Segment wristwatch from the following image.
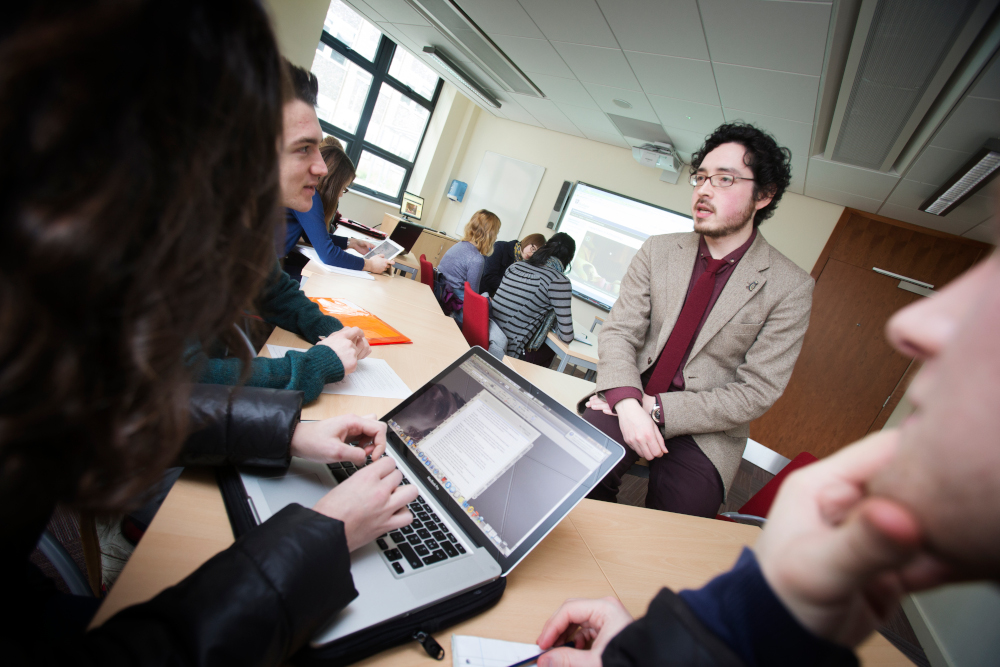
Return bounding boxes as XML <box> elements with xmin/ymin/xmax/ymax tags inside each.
<box><xmin>650</xmin><ymin>397</ymin><xmax>662</xmax><ymax>423</ymax></box>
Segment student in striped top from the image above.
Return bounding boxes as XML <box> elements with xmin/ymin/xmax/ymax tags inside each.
<box><xmin>492</xmin><ymin>233</ymin><xmax>576</xmax><ymax>367</ymax></box>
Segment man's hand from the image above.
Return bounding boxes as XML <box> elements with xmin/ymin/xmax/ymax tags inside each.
<box><xmin>317</xmin><ymin>326</ymin><xmax>370</xmax><ymax>374</ymax></box>
<box><xmin>755</xmin><ymin>430</ymin><xmax>952</xmax><ymax>646</ymax></box>
<box><xmin>290</xmin><ymin>413</ymin><xmax>387</xmax><ymax>465</ymax></box>
<box><xmin>346</xmin><ymin>237</ymin><xmax>375</xmax><ymax>254</ymax></box>
<box><xmin>535</xmin><ymin>597</ymin><xmax>634</xmax><ymax>667</ymax></box>
<box><xmin>312</xmin><ymin>456</ymin><xmax>419</xmax><ymax>551</ymax></box>
<box><xmin>363</xmin><ymin>254</ymin><xmax>395</xmax><ymax>274</ymax></box>
<box><xmin>614</xmin><ymin>398</ymin><xmax>667</xmax><ymax>460</ymax></box>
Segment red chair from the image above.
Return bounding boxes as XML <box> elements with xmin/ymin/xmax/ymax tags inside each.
<box><xmin>717</xmin><ymin>451</ymin><xmax>818</xmax><ymax>525</ymax></box>
<box><xmin>462</xmin><ymin>282</ymin><xmax>490</xmax><ymax>350</ymax></box>
<box><xmin>419</xmin><ymin>253</ymin><xmax>434</xmax><ymax>289</ymax></box>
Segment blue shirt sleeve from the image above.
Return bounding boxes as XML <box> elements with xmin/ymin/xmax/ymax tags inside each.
<box><xmin>286</xmin><ymin>193</ymin><xmax>364</xmax><ymax>271</ymax></box>
<box><xmin>678</xmin><ymin>548</ymin><xmax>857</xmax><ymax>667</ymax></box>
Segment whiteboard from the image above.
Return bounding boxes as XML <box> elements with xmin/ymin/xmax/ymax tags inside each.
<box><xmin>458</xmin><ymin>151</ymin><xmax>545</xmax><ymax>243</ymax></box>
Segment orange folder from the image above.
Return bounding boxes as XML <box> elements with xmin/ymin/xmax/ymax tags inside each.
<box><xmin>308</xmin><ymin>297</ymin><xmax>412</xmax><ymax>346</ymax></box>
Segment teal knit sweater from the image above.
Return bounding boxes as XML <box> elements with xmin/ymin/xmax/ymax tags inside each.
<box><xmin>198</xmin><ymin>263</ymin><xmax>345</xmax><ymax>402</ymax></box>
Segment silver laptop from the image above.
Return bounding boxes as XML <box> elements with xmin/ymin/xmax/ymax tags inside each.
<box><xmin>237</xmin><ymin>348</ymin><xmax>625</xmax><ymax>646</ymax></box>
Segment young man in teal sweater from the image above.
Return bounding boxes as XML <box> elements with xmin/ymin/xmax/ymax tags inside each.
<box><xmin>197</xmin><ymin>63</ymin><xmax>368</xmax><ymax>401</ymax></box>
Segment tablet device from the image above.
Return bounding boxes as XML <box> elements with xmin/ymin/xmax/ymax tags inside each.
<box><xmin>363</xmin><ymin>238</ymin><xmax>404</xmax><ymax>261</ymax></box>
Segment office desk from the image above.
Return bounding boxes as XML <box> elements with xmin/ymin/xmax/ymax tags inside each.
<box><xmin>91</xmin><ymin>288</ymin><xmax>907</xmax><ymax>665</ymax></box>
<box><xmin>389</xmin><ymin>252</ymin><xmax>418</xmax><ymax>280</ymax></box>
<box><xmin>546</xmin><ymin>331</ymin><xmax>599</xmax><ymax>376</ymax></box>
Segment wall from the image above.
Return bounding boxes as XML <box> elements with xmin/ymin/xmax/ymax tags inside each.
<box><xmin>427</xmin><ymin>110</ymin><xmax>845</xmax><ymax>324</ymax></box>
<box><xmin>262</xmin><ymin>0</ymin><xmax>330</xmax><ymax>69</ymax></box>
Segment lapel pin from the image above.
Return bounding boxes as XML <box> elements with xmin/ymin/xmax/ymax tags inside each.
<box><xmin>747</xmin><ymin>280</ymin><xmax>759</xmax><ymax>292</ymax></box>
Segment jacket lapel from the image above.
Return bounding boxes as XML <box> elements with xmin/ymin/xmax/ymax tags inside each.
<box><xmin>652</xmin><ymin>233</ymin><xmax>700</xmax><ymax>358</ymax></box>
<box><xmin>688</xmin><ymin>233</ymin><xmax>771</xmax><ymax>360</ymax></box>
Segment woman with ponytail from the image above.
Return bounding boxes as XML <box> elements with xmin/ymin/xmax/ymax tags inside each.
<box><xmin>491</xmin><ymin>233</ymin><xmax>576</xmax><ymax>367</ymax></box>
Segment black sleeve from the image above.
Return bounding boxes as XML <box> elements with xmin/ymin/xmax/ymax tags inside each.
<box><xmin>602</xmin><ymin>588</ymin><xmax>746</xmax><ymax>667</ymax></box>
<box><xmin>79</xmin><ymin>504</ymin><xmax>357</xmax><ymax>666</ymax></box>
<box><xmin>481</xmin><ymin>241</ymin><xmax>514</xmax><ymax>297</ymax></box>
<box><xmin>181</xmin><ymin>384</ymin><xmax>302</xmax><ymax>468</ymax></box>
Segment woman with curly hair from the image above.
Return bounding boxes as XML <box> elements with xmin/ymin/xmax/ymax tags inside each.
<box><xmin>436</xmin><ymin>209</ymin><xmax>501</xmax><ymax>322</ymax></box>
<box><xmin>0</xmin><ymin>2</ymin><xmax>415</xmax><ymax>663</ymax></box>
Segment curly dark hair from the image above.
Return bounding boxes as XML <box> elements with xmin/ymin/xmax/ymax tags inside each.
<box><xmin>0</xmin><ymin>0</ymin><xmax>285</xmax><ymax>512</ymax></box>
<box><xmin>285</xmin><ymin>59</ymin><xmax>319</xmax><ymax>106</ymax></box>
<box><xmin>690</xmin><ymin>122</ymin><xmax>792</xmax><ymax>227</ymax></box>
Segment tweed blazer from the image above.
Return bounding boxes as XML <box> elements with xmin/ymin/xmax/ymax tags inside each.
<box><xmin>594</xmin><ymin>231</ymin><xmax>813</xmax><ymax>495</ymax></box>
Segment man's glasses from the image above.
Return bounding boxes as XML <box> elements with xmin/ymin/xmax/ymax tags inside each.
<box><xmin>689</xmin><ymin>173</ymin><xmax>755</xmax><ymax>188</ymax></box>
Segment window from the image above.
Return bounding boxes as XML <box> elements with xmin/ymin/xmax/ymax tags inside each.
<box><xmin>313</xmin><ymin>0</ymin><xmax>442</xmax><ymax>203</ymax></box>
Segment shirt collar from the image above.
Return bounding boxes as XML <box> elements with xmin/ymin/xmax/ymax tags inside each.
<box><xmin>698</xmin><ymin>227</ymin><xmax>757</xmax><ymax>266</ymax></box>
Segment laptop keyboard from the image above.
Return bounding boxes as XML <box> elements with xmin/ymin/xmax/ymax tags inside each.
<box><xmin>327</xmin><ymin>457</ymin><xmax>469</xmax><ymax>577</ymax></box>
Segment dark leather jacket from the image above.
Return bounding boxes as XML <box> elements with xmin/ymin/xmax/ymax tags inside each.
<box><xmin>5</xmin><ymin>384</ymin><xmax>358</xmax><ymax>665</ymax></box>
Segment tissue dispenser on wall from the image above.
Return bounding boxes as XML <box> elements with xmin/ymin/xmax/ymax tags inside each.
<box><xmin>447</xmin><ymin>180</ymin><xmax>467</xmax><ymax>202</ymax></box>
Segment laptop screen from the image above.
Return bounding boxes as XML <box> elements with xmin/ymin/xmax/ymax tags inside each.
<box><xmin>384</xmin><ymin>350</ymin><xmax>623</xmax><ymax>572</ymax></box>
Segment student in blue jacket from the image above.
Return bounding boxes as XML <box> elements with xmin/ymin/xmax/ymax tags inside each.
<box><xmin>283</xmin><ymin>136</ymin><xmax>393</xmax><ymax>275</ymax></box>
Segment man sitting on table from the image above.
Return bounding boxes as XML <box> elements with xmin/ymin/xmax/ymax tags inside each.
<box><xmin>194</xmin><ymin>62</ymin><xmax>375</xmax><ymax>403</ymax></box>
<box><xmin>584</xmin><ymin>123</ymin><xmax>813</xmax><ymax>518</ymax></box>
<box><xmin>536</xmin><ymin>209</ymin><xmax>1000</xmax><ymax>665</ymax></box>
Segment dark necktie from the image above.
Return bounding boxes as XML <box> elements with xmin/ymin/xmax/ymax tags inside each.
<box><xmin>644</xmin><ymin>257</ymin><xmax>729</xmax><ymax>395</ymax></box>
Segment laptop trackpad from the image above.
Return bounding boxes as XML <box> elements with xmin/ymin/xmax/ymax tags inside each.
<box><xmin>259</xmin><ymin>473</ymin><xmax>328</xmax><ymax>514</ymax></box>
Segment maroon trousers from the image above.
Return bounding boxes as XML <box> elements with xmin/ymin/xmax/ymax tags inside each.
<box><xmin>584</xmin><ymin>408</ymin><xmax>724</xmax><ymax>518</ymax></box>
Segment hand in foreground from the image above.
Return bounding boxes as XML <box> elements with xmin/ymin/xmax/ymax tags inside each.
<box><xmin>535</xmin><ymin>597</ymin><xmax>634</xmax><ymax>667</ymax></box>
<box><xmin>614</xmin><ymin>398</ymin><xmax>667</xmax><ymax>460</ymax></box>
<box><xmin>318</xmin><ymin>326</ymin><xmax>370</xmax><ymax>374</ymax></box>
<box><xmin>313</xmin><ymin>456</ymin><xmax>419</xmax><ymax>551</ymax></box>
<box><xmin>364</xmin><ymin>254</ymin><xmax>395</xmax><ymax>274</ymax></box>
<box><xmin>755</xmin><ymin>430</ymin><xmax>952</xmax><ymax>646</ymax></box>
<box><xmin>347</xmin><ymin>237</ymin><xmax>375</xmax><ymax>254</ymax></box>
<box><xmin>290</xmin><ymin>413</ymin><xmax>387</xmax><ymax>465</ymax></box>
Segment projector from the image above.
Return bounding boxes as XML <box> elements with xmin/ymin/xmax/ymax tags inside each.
<box><xmin>632</xmin><ymin>142</ymin><xmax>680</xmax><ymax>173</ymax></box>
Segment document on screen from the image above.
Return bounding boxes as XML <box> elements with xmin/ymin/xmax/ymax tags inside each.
<box><xmin>419</xmin><ymin>390</ymin><xmax>539</xmax><ymax>500</ymax></box>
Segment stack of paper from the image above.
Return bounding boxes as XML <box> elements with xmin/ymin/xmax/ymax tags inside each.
<box><xmin>265</xmin><ymin>345</ymin><xmax>410</xmax><ymax>399</ymax></box>
<box><xmin>299</xmin><ymin>246</ymin><xmax>374</xmax><ymax>281</ymax></box>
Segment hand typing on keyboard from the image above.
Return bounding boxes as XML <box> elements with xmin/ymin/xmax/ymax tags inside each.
<box><xmin>312</xmin><ymin>456</ymin><xmax>419</xmax><ymax>551</ymax></box>
<box><xmin>290</xmin><ymin>413</ymin><xmax>387</xmax><ymax>465</ymax></box>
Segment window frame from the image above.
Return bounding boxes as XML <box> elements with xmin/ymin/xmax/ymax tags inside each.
<box><xmin>317</xmin><ymin>29</ymin><xmax>442</xmax><ymax>204</ymax></box>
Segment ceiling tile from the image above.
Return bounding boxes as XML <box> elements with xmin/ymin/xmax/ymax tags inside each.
<box><xmin>595</xmin><ymin>0</ymin><xmax>709</xmax><ymax>60</ymax></box>
<box><xmin>804</xmin><ymin>184</ymin><xmax>882</xmax><ymax>214</ymax></box>
<box><xmin>963</xmin><ymin>217</ymin><xmax>996</xmax><ymax>244</ymax></box>
<box><xmin>488</xmin><ymin>34</ymin><xmax>575</xmax><ymax>78</ymax></box>
<box><xmin>518</xmin><ymin>0</ymin><xmax>618</xmax><ymax>47</ymax></box>
<box><xmin>699</xmin><ymin>0</ymin><xmax>831</xmax><ymax>76</ymax></box>
<box><xmin>560</xmin><ymin>103</ymin><xmax>619</xmax><ymax>134</ymax></box>
<box><xmin>552</xmin><ymin>42</ymin><xmax>642</xmax><ymax>90</ymax></box>
<box><xmin>455</xmin><ymin>0</ymin><xmax>543</xmax><ymax>38</ymax></box>
<box><xmin>582</xmin><ymin>82</ymin><xmax>659</xmax><ymax>122</ymax></box>
<box><xmin>495</xmin><ymin>98</ymin><xmax>544</xmax><ymax>127</ymax></box>
<box><xmin>514</xmin><ymin>96</ymin><xmax>585</xmax><ymax>136</ymax></box>
<box><xmin>930</xmin><ymin>96</ymin><xmax>1000</xmax><ymax>154</ymax></box>
<box><xmin>345</xmin><ymin>0</ymin><xmax>387</xmax><ymax>23</ymax></box>
<box><xmin>529</xmin><ymin>73</ymin><xmax>600</xmax><ymax>108</ymax></box>
<box><xmin>624</xmin><ymin>51</ymin><xmax>720</xmax><ymax>105</ymax></box>
<box><xmin>887</xmin><ymin>179</ymin><xmax>936</xmax><ymax>208</ymax></box>
<box><xmin>714</xmin><ymin>64</ymin><xmax>818</xmax><ymax>123</ymax></box>
<box><xmin>904</xmin><ymin>146</ymin><xmax>975</xmax><ymax>187</ymax></box>
<box><xmin>648</xmin><ymin>95</ymin><xmax>724</xmax><ymax>134</ymax></box>
<box><xmin>361</xmin><ymin>0</ymin><xmax>428</xmax><ymax>25</ymax></box>
<box><xmin>876</xmin><ymin>203</ymin><xmax>984</xmax><ymax>237</ymax></box>
<box><xmin>970</xmin><ymin>56</ymin><xmax>1000</xmax><ymax>101</ymax></box>
<box><xmin>581</xmin><ymin>129</ymin><xmax>630</xmax><ymax>148</ymax></box>
<box><xmin>807</xmin><ymin>156</ymin><xmax>898</xmax><ymax>201</ymax></box>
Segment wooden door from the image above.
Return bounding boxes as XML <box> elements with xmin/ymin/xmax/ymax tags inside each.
<box><xmin>750</xmin><ymin>209</ymin><xmax>990</xmax><ymax>460</ymax></box>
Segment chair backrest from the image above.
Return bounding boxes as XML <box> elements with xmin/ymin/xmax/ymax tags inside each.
<box><xmin>419</xmin><ymin>253</ymin><xmax>434</xmax><ymax>288</ymax></box>
<box><xmin>462</xmin><ymin>282</ymin><xmax>490</xmax><ymax>349</ymax></box>
<box><xmin>738</xmin><ymin>451</ymin><xmax>818</xmax><ymax>519</ymax></box>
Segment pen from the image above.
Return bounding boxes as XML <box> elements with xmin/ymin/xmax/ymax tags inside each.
<box><xmin>503</xmin><ymin>642</ymin><xmax>574</xmax><ymax>667</ymax></box>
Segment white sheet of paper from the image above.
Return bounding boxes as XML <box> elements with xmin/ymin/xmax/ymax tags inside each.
<box><xmin>321</xmin><ymin>357</ymin><xmax>410</xmax><ymax>399</ymax></box>
<box><xmin>299</xmin><ymin>246</ymin><xmax>374</xmax><ymax>280</ymax></box>
<box><xmin>451</xmin><ymin>635</ymin><xmax>541</xmax><ymax>667</ymax></box>
<box><xmin>265</xmin><ymin>346</ymin><xmax>410</xmax><ymax>399</ymax></box>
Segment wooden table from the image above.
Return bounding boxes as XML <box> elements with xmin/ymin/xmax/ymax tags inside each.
<box><xmin>546</xmin><ymin>331</ymin><xmax>599</xmax><ymax>376</ymax></box>
<box><xmin>91</xmin><ymin>282</ymin><xmax>907</xmax><ymax>666</ymax></box>
<box><xmin>389</xmin><ymin>252</ymin><xmax>419</xmax><ymax>280</ymax></box>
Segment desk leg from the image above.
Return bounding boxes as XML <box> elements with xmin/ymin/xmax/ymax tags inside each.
<box><xmin>556</xmin><ymin>353</ymin><xmax>569</xmax><ymax>373</ymax></box>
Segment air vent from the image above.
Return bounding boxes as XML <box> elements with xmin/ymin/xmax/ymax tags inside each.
<box><xmin>825</xmin><ymin>0</ymin><xmax>989</xmax><ymax>171</ymax></box>
<box><xmin>404</xmin><ymin>0</ymin><xmax>544</xmax><ymax>98</ymax></box>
